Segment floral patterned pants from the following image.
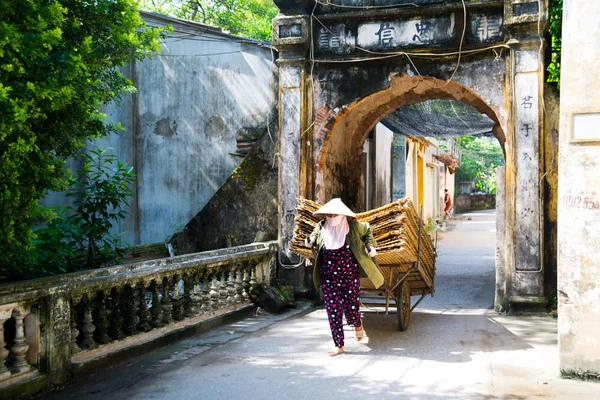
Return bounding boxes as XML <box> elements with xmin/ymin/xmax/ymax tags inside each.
<box><xmin>320</xmin><ymin>243</ymin><xmax>362</xmax><ymax>348</ymax></box>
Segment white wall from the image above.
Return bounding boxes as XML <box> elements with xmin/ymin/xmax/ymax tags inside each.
<box><xmin>557</xmin><ymin>0</ymin><xmax>600</xmax><ymax>374</ymax></box>
<box><xmin>405</xmin><ymin>138</ymin><xmax>416</xmax><ymax>202</ymax></box>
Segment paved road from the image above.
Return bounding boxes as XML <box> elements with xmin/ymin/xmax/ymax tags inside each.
<box><xmin>41</xmin><ymin>210</ymin><xmax>600</xmax><ymax>399</ymax></box>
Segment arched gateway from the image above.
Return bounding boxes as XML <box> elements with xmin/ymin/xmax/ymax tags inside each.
<box><xmin>273</xmin><ymin>0</ymin><xmax>550</xmax><ymax>310</ymax></box>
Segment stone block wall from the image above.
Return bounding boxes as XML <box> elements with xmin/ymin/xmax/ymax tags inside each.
<box><xmin>557</xmin><ymin>0</ymin><xmax>600</xmax><ymax>375</ymax></box>
<box><xmin>454</xmin><ymin>194</ymin><xmax>496</xmax><ymax>214</ymax></box>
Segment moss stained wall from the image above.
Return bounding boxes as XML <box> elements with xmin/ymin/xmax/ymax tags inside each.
<box><xmin>543</xmin><ymin>83</ymin><xmax>559</xmax><ymax>299</ymax></box>
<box><xmin>169</xmin><ymin>130</ymin><xmax>279</xmax><ymax>254</ymax></box>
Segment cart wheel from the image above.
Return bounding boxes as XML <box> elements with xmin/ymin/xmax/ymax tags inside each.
<box><xmin>396</xmin><ymin>280</ymin><xmax>410</xmax><ymax>331</ymax></box>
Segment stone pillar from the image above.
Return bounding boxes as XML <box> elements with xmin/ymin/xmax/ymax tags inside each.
<box><xmin>0</xmin><ymin>308</ymin><xmax>12</xmax><ymax>380</ymax></box>
<box><xmin>273</xmin><ymin>13</ymin><xmax>312</xmax><ymax>291</ymax></box>
<box><xmin>494</xmin><ymin>166</ymin><xmax>507</xmax><ymax>312</ymax></box>
<box><xmin>504</xmin><ymin>0</ymin><xmax>548</xmax><ymax>305</ymax></box>
<box><xmin>10</xmin><ymin>308</ymin><xmax>31</xmax><ymax>374</ymax></box>
<box><xmin>557</xmin><ymin>0</ymin><xmax>600</xmax><ymax>375</ymax></box>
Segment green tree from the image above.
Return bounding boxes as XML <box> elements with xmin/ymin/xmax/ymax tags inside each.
<box><xmin>3</xmin><ymin>148</ymin><xmax>136</xmax><ymax>282</ymax></box>
<box><xmin>140</xmin><ymin>0</ymin><xmax>278</xmax><ymax>41</ymax></box>
<box><xmin>455</xmin><ymin>137</ymin><xmax>504</xmax><ymax>194</ymax></box>
<box><xmin>547</xmin><ymin>0</ymin><xmax>562</xmax><ymax>87</ymax></box>
<box><xmin>0</xmin><ymin>1</ymin><xmax>162</xmax><ymax>268</ymax></box>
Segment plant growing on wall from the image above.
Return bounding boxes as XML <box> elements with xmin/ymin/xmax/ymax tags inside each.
<box><xmin>2</xmin><ymin>148</ymin><xmax>135</xmax><ymax>282</ymax></box>
<box><xmin>0</xmin><ymin>0</ymin><xmax>162</xmax><ymax>269</ymax></box>
<box><xmin>67</xmin><ymin>148</ymin><xmax>135</xmax><ymax>269</ymax></box>
<box><xmin>547</xmin><ymin>0</ymin><xmax>562</xmax><ymax>87</ymax></box>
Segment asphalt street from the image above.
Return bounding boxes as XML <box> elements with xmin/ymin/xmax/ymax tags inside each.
<box><xmin>40</xmin><ymin>210</ymin><xmax>600</xmax><ymax>400</ymax></box>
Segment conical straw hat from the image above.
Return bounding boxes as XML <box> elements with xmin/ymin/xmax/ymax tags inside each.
<box><xmin>312</xmin><ymin>198</ymin><xmax>357</xmax><ymax>219</ymax></box>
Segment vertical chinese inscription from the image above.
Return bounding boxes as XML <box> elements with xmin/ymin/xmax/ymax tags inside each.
<box><xmin>515</xmin><ymin>71</ymin><xmax>540</xmax><ymax>272</ymax></box>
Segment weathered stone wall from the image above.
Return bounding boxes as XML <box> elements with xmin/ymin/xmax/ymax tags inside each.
<box><xmin>557</xmin><ymin>0</ymin><xmax>600</xmax><ymax>376</ymax></box>
<box><xmin>454</xmin><ymin>193</ymin><xmax>496</xmax><ymax>213</ymax></box>
<box><xmin>45</xmin><ymin>11</ymin><xmax>276</xmax><ymax>247</ymax></box>
<box><xmin>169</xmin><ymin>130</ymin><xmax>279</xmax><ymax>254</ymax></box>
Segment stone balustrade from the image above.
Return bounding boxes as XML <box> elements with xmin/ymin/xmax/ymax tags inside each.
<box><xmin>0</xmin><ymin>242</ymin><xmax>276</xmax><ymax>398</ymax></box>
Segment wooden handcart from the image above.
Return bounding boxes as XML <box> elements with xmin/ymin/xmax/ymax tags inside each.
<box><xmin>360</xmin><ymin>207</ymin><xmax>436</xmax><ymax>331</ymax></box>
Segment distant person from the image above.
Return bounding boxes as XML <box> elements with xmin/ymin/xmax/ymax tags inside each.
<box><xmin>305</xmin><ymin>198</ymin><xmax>383</xmax><ymax>357</ymax></box>
<box><xmin>444</xmin><ymin>189</ymin><xmax>453</xmax><ymax>219</ymax></box>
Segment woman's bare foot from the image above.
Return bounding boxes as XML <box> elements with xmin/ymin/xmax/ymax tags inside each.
<box><xmin>355</xmin><ymin>326</ymin><xmax>365</xmax><ymax>342</ymax></box>
<box><xmin>328</xmin><ymin>347</ymin><xmax>344</xmax><ymax>356</ymax></box>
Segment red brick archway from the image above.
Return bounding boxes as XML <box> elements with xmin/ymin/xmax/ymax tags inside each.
<box><xmin>312</xmin><ymin>73</ymin><xmax>507</xmax><ymax>208</ymax></box>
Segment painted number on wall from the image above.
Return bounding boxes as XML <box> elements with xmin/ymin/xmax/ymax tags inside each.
<box><xmin>562</xmin><ymin>194</ymin><xmax>600</xmax><ymax>210</ymax></box>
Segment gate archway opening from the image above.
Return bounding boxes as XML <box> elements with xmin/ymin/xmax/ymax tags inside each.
<box><xmin>315</xmin><ymin>73</ymin><xmax>506</xmax><ymax>211</ymax></box>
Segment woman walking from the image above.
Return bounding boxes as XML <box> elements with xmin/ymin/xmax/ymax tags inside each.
<box><xmin>306</xmin><ymin>198</ymin><xmax>384</xmax><ymax>356</ymax></box>
<box><xmin>444</xmin><ymin>189</ymin><xmax>453</xmax><ymax>219</ymax></box>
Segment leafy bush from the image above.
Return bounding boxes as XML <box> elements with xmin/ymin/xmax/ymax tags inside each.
<box><xmin>0</xmin><ymin>0</ymin><xmax>162</xmax><ymax>270</ymax></box>
<box><xmin>1</xmin><ymin>148</ymin><xmax>135</xmax><ymax>282</ymax></box>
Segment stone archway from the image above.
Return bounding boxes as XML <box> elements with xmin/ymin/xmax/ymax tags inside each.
<box><xmin>273</xmin><ymin>0</ymin><xmax>551</xmax><ymax>310</ymax></box>
<box><xmin>314</xmin><ymin>73</ymin><xmax>507</xmax><ymax>208</ymax></box>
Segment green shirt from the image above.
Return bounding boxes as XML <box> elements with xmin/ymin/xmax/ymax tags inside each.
<box><xmin>309</xmin><ymin>218</ymin><xmax>384</xmax><ymax>289</ymax></box>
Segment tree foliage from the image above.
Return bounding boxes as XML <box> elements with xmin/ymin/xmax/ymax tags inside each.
<box><xmin>455</xmin><ymin>137</ymin><xmax>504</xmax><ymax>194</ymax></box>
<box><xmin>140</xmin><ymin>0</ymin><xmax>278</xmax><ymax>41</ymax></box>
<box><xmin>2</xmin><ymin>148</ymin><xmax>135</xmax><ymax>282</ymax></box>
<box><xmin>0</xmin><ymin>1</ymin><xmax>162</xmax><ymax>268</ymax></box>
<box><xmin>547</xmin><ymin>0</ymin><xmax>562</xmax><ymax>87</ymax></box>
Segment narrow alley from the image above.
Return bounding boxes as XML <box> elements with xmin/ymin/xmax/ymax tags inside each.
<box><xmin>39</xmin><ymin>211</ymin><xmax>600</xmax><ymax>400</ymax></box>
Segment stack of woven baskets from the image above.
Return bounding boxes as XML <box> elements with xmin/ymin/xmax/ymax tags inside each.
<box><xmin>290</xmin><ymin>197</ymin><xmax>436</xmax><ymax>287</ymax></box>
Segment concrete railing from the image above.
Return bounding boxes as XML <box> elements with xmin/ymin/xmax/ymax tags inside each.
<box><xmin>0</xmin><ymin>242</ymin><xmax>277</xmax><ymax>398</ymax></box>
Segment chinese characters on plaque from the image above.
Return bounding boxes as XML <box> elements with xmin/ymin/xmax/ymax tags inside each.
<box><xmin>470</xmin><ymin>14</ymin><xmax>503</xmax><ymax>43</ymax></box>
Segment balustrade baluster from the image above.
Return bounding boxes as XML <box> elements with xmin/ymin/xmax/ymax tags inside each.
<box><xmin>183</xmin><ymin>276</ymin><xmax>195</xmax><ymax>318</ymax></box>
<box><xmin>209</xmin><ymin>276</ymin><xmax>220</xmax><ymax>310</ymax></box>
<box><xmin>137</xmin><ymin>284</ymin><xmax>152</xmax><ymax>332</ymax></box>
<box><xmin>161</xmin><ymin>279</ymin><xmax>174</xmax><ymax>324</ymax></box>
<box><xmin>171</xmin><ymin>277</ymin><xmax>183</xmax><ymax>321</ymax></box>
<box><xmin>70</xmin><ymin>302</ymin><xmax>81</xmax><ymax>355</ymax></box>
<box><xmin>93</xmin><ymin>291</ymin><xmax>111</xmax><ymax>344</ymax></box>
<box><xmin>242</xmin><ymin>269</ymin><xmax>251</xmax><ymax>301</ymax></box>
<box><xmin>227</xmin><ymin>270</ymin><xmax>237</xmax><ymax>305</ymax></box>
<box><xmin>200</xmin><ymin>278</ymin><xmax>211</xmax><ymax>313</ymax></box>
<box><xmin>219</xmin><ymin>271</ymin><xmax>229</xmax><ymax>307</ymax></box>
<box><xmin>108</xmin><ymin>288</ymin><xmax>125</xmax><ymax>341</ymax></box>
<box><xmin>235</xmin><ymin>268</ymin><xmax>244</xmax><ymax>303</ymax></box>
<box><xmin>0</xmin><ymin>316</ymin><xmax>11</xmax><ymax>379</ymax></box>
<box><xmin>9</xmin><ymin>308</ymin><xmax>31</xmax><ymax>373</ymax></box>
<box><xmin>150</xmin><ymin>281</ymin><xmax>163</xmax><ymax>328</ymax></box>
<box><xmin>250</xmin><ymin>267</ymin><xmax>258</xmax><ymax>292</ymax></box>
<box><xmin>122</xmin><ymin>286</ymin><xmax>138</xmax><ymax>336</ymax></box>
<box><xmin>80</xmin><ymin>296</ymin><xmax>97</xmax><ymax>350</ymax></box>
